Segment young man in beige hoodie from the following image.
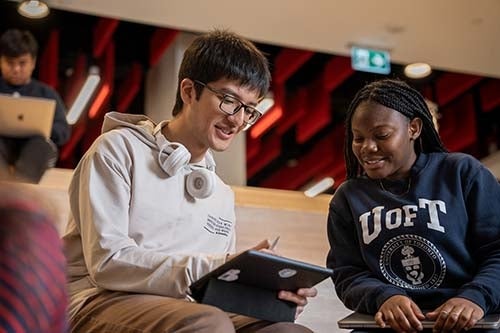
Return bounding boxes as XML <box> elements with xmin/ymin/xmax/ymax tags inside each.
<box><xmin>64</xmin><ymin>29</ymin><xmax>317</xmax><ymax>333</ymax></box>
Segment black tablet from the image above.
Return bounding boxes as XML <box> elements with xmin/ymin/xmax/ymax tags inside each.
<box><xmin>190</xmin><ymin>249</ymin><xmax>333</xmax><ymax>299</ymax></box>
<box><xmin>188</xmin><ymin>250</ymin><xmax>333</xmax><ymax>322</ymax></box>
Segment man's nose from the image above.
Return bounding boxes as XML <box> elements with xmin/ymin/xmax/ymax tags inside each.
<box><xmin>10</xmin><ymin>63</ymin><xmax>21</xmax><ymax>72</ymax></box>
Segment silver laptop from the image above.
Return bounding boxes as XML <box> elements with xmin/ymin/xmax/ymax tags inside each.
<box><xmin>338</xmin><ymin>311</ymin><xmax>500</xmax><ymax>330</ymax></box>
<box><xmin>0</xmin><ymin>93</ymin><xmax>56</xmax><ymax>139</ymax></box>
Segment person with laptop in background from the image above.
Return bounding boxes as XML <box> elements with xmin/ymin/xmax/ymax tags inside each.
<box><xmin>64</xmin><ymin>29</ymin><xmax>316</xmax><ymax>333</ymax></box>
<box><xmin>0</xmin><ymin>28</ymin><xmax>70</xmax><ymax>183</ymax></box>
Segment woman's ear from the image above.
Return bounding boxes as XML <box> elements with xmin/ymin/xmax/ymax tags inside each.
<box><xmin>409</xmin><ymin>117</ymin><xmax>423</xmax><ymax>140</ymax></box>
<box><xmin>179</xmin><ymin>78</ymin><xmax>196</xmax><ymax>105</ymax></box>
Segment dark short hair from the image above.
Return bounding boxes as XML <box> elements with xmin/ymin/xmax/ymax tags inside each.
<box><xmin>344</xmin><ymin>79</ymin><xmax>447</xmax><ymax>179</ymax></box>
<box><xmin>0</xmin><ymin>29</ymin><xmax>38</xmax><ymax>58</ymax></box>
<box><xmin>172</xmin><ymin>29</ymin><xmax>271</xmax><ymax>116</ymax></box>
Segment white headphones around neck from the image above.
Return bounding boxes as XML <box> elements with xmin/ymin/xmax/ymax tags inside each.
<box><xmin>153</xmin><ymin>123</ymin><xmax>215</xmax><ymax>199</ymax></box>
<box><xmin>185</xmin><ymin>167</ymin><xmax>215</xmax><ymax>199</ymax></box>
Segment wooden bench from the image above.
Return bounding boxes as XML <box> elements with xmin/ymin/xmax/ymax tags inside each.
<box><xmin>35</xmin><ymin>168</ymin><xmax>350</xmax><ymax>333</ymax></box>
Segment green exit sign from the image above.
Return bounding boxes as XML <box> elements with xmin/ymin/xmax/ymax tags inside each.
<box><xmin>351</xmin><ymin>46</ymin><xmax>391</xmax><ymax>74</ymax></box>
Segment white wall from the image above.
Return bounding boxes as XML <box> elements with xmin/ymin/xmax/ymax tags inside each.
<box><xmin>144</xmin><ymin>32</ymin><xmax>247</xmax><ymax>186</ymax></box>
<box><xmin>144</xmin><ymin>32</ymin><xmax>195</xmax><ymax>123</ymax></box>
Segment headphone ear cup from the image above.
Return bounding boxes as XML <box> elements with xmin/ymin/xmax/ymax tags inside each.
<box><xmin>162</xmin><ymin>145</ymin><xmax>190</xmax><ymax>176</ymax></box>
<box><xmin>186</xmin><ymin>169</ymin><xmax>215</xmax><ymax>199</ymax></box>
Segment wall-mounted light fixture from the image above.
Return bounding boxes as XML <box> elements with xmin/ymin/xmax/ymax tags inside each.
<box><xmin>17</xmin><ymin>0</ymin><xmax>50</xmax><ymax>19</ymax></box>
<box><xmin>243</xmin><ymin>92</ymin><xmax>275</xmax><ymax>131</ymax></box>
<box><xmin>66</xmin><ymin>66</ymin><xmax>101</xmax><ymax>125</ymax></box>
<box><xmin>256</xmin><ymin>92</ymin><xmax>274</xmax><ymax>115</ymax></box>
<box><xmin>304</xmin><ymin>177</ymin><xmax>334</xmax><ymax>197</ymax></box>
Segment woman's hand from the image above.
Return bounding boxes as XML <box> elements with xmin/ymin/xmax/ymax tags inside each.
<box><xmin>376</xmin><ymin>295</ymin><xmax>425</xmax><ymax>332</ymax></box>
<box><xmin>278</xmin><ymin>287</ymin><xmax>318</xmax><ymax>319</ymax></box>
<box><xmin>426</xmin><ymin>297</ymin><xmax>484</xmax><ymax>332</ymax></box>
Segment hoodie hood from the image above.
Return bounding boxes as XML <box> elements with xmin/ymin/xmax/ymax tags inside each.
<box><xmin>101</xmin><ymin>111</ymin><xmax>216</xmax><ymax>174</ymax></box>
<box><xmin>102</xmin><ymin>111</ymin><xmax>156</xmax><ymax>140</ymax></box>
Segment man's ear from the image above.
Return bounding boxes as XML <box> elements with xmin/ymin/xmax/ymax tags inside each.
<box><xmin>179</xmin><ymin>78</ymin><xmax>196</xmax><ymax>105</ymax></box>
<box><xmin>409</xmin><ymin>117</ymin><xmax>423</xmax><ymax>140</ymax></box>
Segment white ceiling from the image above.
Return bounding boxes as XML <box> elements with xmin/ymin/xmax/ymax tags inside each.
<box><xmin>46</xmin><ymin>0</ymin><xmax>500</xmax><ymax>78</ymax></box>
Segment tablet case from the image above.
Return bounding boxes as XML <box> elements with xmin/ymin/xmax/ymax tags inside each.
<box><xmin>189</xmin><ymin>250</ymin><xmax>333</xmax><ymax>322</ymax></box>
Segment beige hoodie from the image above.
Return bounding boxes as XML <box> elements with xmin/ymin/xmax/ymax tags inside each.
<box><xmin>63</xmin><ymin>112</ymin><xmax>236</xmax><ymax>320</ymax></box>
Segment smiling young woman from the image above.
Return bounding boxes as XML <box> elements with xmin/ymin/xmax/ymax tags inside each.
<box><xmin>327</xmin><ymin>78</ymin><xmax>500</xmax><ymax>333</ymax></box>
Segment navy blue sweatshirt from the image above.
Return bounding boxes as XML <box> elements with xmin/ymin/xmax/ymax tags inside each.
<box><xmin>327</xmin><ymin>152</ymin><xmax>500</xmax><ymax>315</ymax></box>
<box><xmin>0</xmin><ymin>77</ymin><xmax>71</xmax><ymax>146</ymax></box>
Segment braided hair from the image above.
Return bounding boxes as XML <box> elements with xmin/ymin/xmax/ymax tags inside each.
<box><xmin>344</xmin><ymin>79</ymin><xmax>447</xmax><ymax>179</ymax></box>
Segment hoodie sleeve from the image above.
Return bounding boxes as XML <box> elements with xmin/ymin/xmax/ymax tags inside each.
<box><xmin>326</xmin><ymin>187</ymin><xmax>406</xmax><ymax>314</ymax></box>
<box><xmin>454</xmin><ymin>160</ymin><xmax>500</xmax><ymax>313</ymax></box>
<box><xmin>69</xmin><ymin>134</ymin><xmax>229</xmax><ymax>298</ymax></box>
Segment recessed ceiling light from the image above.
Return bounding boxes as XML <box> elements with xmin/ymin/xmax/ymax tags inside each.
<box><xmin>404</xmin><ymin>62</ymin><xmax>432</xmax><ymax>79</ymax></box>
<box><xmin>18</xmin><ymin>0</ymin><xmax>50</xmax><ymax>19</ymax></box>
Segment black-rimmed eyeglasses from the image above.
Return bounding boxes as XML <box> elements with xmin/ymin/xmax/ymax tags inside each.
<box><xmin>194</xmin><ymin>80</ymin><xmax>262</xmax><ymax>125</ymax></box>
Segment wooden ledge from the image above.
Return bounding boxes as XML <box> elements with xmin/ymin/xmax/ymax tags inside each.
<box><xmin>39</xmin><ymin>168</ymin><xmax>74</xmax><ymax>190</ymax></box>
<box><xmin>38</xmin><ymin>169</ymin><xmax>332</xmax><ymax>213</ymax></box>
<box><xmin>232</xmin><ymin>185</ymin><xmax>331</xmax><ymax>213</ymax></box>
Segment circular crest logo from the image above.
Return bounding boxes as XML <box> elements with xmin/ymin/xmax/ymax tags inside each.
<box><xmin>379</xmin><ymin>234</ymin><xmax>445</xmax><ymax>289</ymax></box>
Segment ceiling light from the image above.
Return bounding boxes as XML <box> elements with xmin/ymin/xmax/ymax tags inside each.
<box><xmin>404</xmin><ymin>62</ymin><xmax>432</xmax><ymax>79</ymax></box>
<box><xmin>304</xmin><ymin>177</ymin><xmax>334</xmax><ymax>198</ymax></box>
<box><xmin>17</xmin><ymin>0</ymin><xmax>50</xmax><ymax>19</ymax></box>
